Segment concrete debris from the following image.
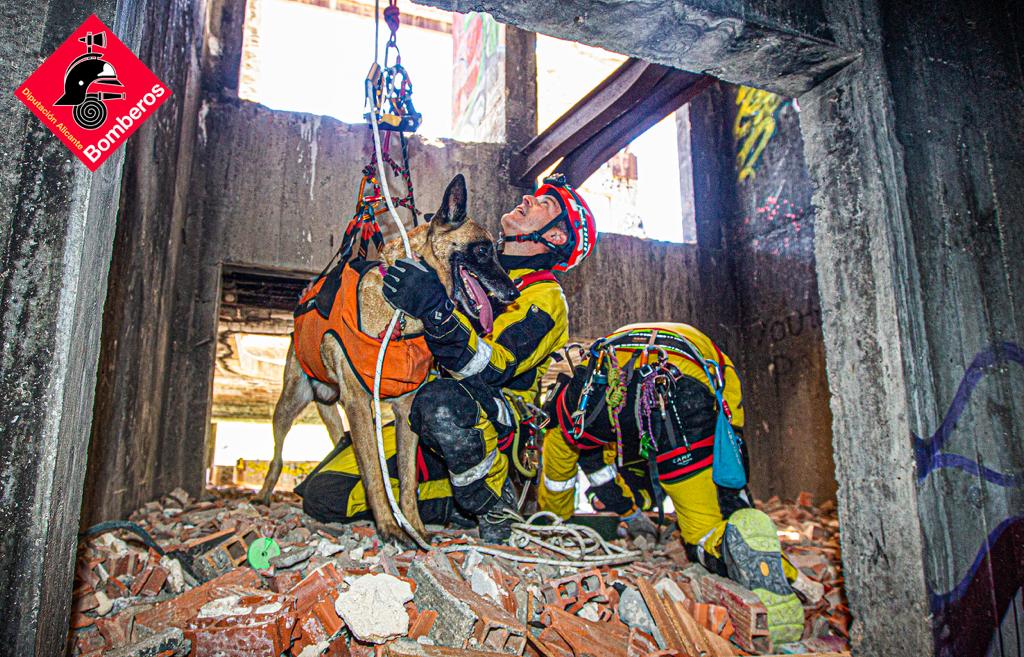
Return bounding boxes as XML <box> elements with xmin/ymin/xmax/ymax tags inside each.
<box><xmin>68</xmin><ymin>487</ymin><xmax>848</xmax><ymax>656</ymax></box>
<box><xmin>617</xmin><ymin>586</ymin><xmax>663</xmax><ymax>646</ymax></box>
<box><xmin>272</xmin><ymin>545</ymin><xmax>317</xmax><ymax>569</ymax></box>
<box><xmin>103</xmin><ymin>627</ymin><xmax>189</xmax><ymax>657</ymax></box>
<box><xmin>334</xmin><ymin>573</ymin><xmax>413</xmax><ymax>643</ymax></box>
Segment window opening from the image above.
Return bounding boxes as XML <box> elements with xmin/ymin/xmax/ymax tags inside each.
<box><xmin>536</xmin><ymin>35</ymin><xmax>696</xmax><ymax>243</ymax></box>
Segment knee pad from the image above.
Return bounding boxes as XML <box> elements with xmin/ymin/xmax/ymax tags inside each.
<box><xmin>411</xmin><ymin>379</ymin><xmax>488</xmax><ymax>475</ymax></box>
<box><xmin>411</xmin><ymin>379</ymin><xmax>477</xmax><ymax>434</ymax></box>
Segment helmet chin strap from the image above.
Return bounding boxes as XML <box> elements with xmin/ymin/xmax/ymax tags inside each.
<box><xmin>498</xmin><ymin>215</ymin><xmax>568</xmax><ymax>256</ymax></box>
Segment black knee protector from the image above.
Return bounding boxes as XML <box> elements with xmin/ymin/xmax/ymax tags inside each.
<box><xmin>411</xmin><ymin>379</ymin><xmax>487</xmax><ymax>471</ymax></box>
<box><xmin>300</xmin><ymin>472</ymin><xmax>365</xmax><ymax>524</ymax></box>
<box><xmin>411</xmin><ymin>379</ymin><xmax>478</xmax><ymax>434</ymax></box>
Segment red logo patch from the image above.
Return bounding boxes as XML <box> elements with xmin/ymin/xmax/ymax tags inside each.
<box><xmin>14</xmin><ymin>14</ymin><xmax>171</xmax><ymax>171</ymax></box>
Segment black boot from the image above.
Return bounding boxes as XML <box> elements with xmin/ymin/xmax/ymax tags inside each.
<box><xmin>478</xmin><ymin>478</ymin><xmax>520</xmax><ymax>544</ymax></box>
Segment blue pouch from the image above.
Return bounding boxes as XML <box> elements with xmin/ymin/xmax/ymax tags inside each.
<box><xmin>711</xmin><ymin>387</ymin><xmax>747</xmax><ymax>489</ymax></box>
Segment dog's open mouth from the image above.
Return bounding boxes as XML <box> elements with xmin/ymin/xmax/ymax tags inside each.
<box><xmin>457</xmin><ymin>266</ymin><xmax>495</xmax><ymax>334</ymax></box>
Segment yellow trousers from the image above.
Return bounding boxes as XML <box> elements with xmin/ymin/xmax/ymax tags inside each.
<box><xmin>537</xmin><ymin>426</ymin><xmax>635</xmax><ymax>518</ymax></box>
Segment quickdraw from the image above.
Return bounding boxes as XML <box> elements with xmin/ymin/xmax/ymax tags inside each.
<box><xmin>507</xmin><ymin>396</ymin><xmax>548</xmax><ymax>478</ymax></box>
<box><xmin>570</xmin><ymin>338</ymin><xmax>609</xmax><ymax>439</ymax></box>
<box><xmin>636</xmin><ymin>351</ymin><xmax>672</xmax><ymax>459</ymax></box>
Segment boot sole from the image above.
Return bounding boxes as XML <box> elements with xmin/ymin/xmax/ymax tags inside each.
<box><xmin>723</xmin><ymin>509</ymin><xmax>805</xmax><ymax>645</ymax></box>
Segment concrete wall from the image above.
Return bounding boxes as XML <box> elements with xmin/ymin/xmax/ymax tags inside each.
<box><xmin>560</xmin><ymin>234</ymin><xmax>731</xmax><ymax>344</ymax></box>
<box><xmin>720</xmin><ymin>84</ymin><xmax>836</xmax><ymax>502</ymax></box>
<box><xmin>687</xmin><ymin>80</ymin><xmax>833</xmax><ymax>504</ymax></box>
<box><xmin>0</xmin><ymin>0</ymin><xmax>196</xmax><ymax>654</ymax></box>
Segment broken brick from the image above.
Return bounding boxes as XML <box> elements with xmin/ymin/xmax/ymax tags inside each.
<box><xmin>95</xmin><ymin>611</ymin><xmax>134</xmax><ymax>649</ymax></box>
<box><xmin>408</xmin><ymin>609</ymin><xmax>437</xmax><ymax>640</ymax></box>
<box><xmin>269</xmin><ymin>570</ymin><xmax>304</xmax><ymax>593</ymax></box>
<box><xmin>70</xmin><ymin>612</ymin><xmax>95</xmax><ymax>629</ymax></box>
<box><xmin>133</xmin><ymin>568</ymin><xmax>260</xmax><ymax>634</ymax></box>
<box><xmin>75</xmin><ymin>627</ymin><xmax>106</xmax><ymax>654</ymax></box>
<box><xmin>685</xmin><ymin>569</ymin><xmax>771</xmax><ymax>654</ymax></box>
<box><xmin>185</xmin><ymin>591</ymin><xmax>296</xmax><ymax>657</ymax></box>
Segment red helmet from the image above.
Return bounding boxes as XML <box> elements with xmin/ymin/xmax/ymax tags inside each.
<box><xmin>535</xmin><ymin>174</ymin><xmax>597</xmax><ymax>272</ymax></box>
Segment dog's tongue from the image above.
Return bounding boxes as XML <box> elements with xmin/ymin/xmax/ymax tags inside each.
<box><xmin>463</xmin><ymin>272</ymin><xmax>494</xmax><ymax>334</ymax></box>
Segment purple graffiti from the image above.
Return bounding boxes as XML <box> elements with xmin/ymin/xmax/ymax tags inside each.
<box><xmin>930</xmin><ymin>515</ymin><xmax>1024</xmax><ymax>610</ymax></box>
<box><xmin>913</xmin><ymin>341</ymin><xmax>1024</xmax><ymax>485</ymax></box>
<box><xmin>930</xmin><ymin>516</ymin><xmax>1024</xmax><ymax>657</ymax></box>
<box><xmin>913</xmin><ymin>341</ymin><xmax>1024</xmax><ymax>657</ymax></box>
<box><xmin>926</xmin><ymin>452</ymin><xmax>1023</xmax><ymax>488</ymax></box>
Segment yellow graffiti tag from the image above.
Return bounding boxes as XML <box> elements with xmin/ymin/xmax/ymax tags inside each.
<box><xmin>734</xmin><ymin>86</ymin><xmax>784</xmax><ymax>182</ymax></box>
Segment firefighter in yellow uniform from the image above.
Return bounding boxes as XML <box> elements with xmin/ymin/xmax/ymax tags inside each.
<box><xmin>538</xmin><ymin>322</ymin><xmax>805</xmax><ymax>645</ymax></box>
<box><xmin>383</xmin><ymin>175</ymin><xmax>596</xmax><ymax>543</ymax></box>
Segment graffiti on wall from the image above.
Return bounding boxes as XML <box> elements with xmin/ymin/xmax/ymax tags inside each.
<box><xmin>751</xmin><ymin>303</ymin><xmax>821</xmax><ymax>348</ymax></box>
<box><xmin>734</xmin><ymin>86</ymin><xmax>785</xmax><ymax>182</ymax></box>
<box><xmin>912</xmin><ymin>342</ymin><xmax>1024</xmax><ymax>657</ymax></box>
<box><xmin>451</xmin><ymin>12</ymin><xmax>504</xmax><ymax>142</ymax></box>
<box><xmin>748</xmin><ymin>302</ymin><xmax>822</xmax><ymax>386</ymax></box>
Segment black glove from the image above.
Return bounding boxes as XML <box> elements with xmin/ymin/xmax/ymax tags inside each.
<box><xmin>619</xmin><ymin>508</ymin><xmax>660</xmax><ymax>542</ymax></box>
<box><xmin>382</xmin><ymin>257</ymin><xmax>453</xmax><ymax>323</ymax></box>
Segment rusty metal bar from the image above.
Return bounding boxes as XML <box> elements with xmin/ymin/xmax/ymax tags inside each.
<box><xmin>560</xmin><ymin>71</ymin><xmax>714</xmax><ymax>186</ymax></box>
<box><xmin>511</xmin><ymin>59</ymin><xmax>671</xmax><ymax>186</ymax></box>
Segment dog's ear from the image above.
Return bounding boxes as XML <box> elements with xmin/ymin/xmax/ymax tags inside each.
<box><xmin>432</xmin><ymin>174</ymin><xmax>468</xmax><ymax>230</ymax></box>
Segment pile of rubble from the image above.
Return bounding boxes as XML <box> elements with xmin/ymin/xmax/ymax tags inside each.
<box><xmin>68</xmin><ymin>487</ymin><xmax>850</xmax><ymax>657</ymax></box>
<box><xmin>759</xmin><ymin>493</ymin><xmax>849</xmax><ymax>645</ymax></box>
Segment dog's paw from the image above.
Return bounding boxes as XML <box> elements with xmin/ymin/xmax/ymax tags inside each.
<box><xmin>377</xmin><ymin>522</ymin><xmax>418</xmax><ymax>548</ymax></box>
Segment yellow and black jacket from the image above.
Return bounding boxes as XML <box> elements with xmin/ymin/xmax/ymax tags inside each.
<box><xmin>424</xmin><ymin>254</ymin><xmax>569</xmax><ymax>405</ymax></box>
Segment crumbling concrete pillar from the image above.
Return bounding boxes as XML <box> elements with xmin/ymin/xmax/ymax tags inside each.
<box><xmin>0</xmin><ymin>1</ymin><xmax>126</xmax><ymax>655</ymax></box>
<box><xmin>81</xmin><ymin>0</ymin><xmax>208</xmax><ymax>524</ymax></box>
<box><xmin>503</xmin><ymin>24</ymin><xmax>536</xmax><ymax>190</ymax></box>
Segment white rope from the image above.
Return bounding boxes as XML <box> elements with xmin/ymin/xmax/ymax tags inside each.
<box><xmin>442</xmin><ymin>511</ymin><xmax>641</xmax><ymax>567</ymax></box>
<box><xmin>369</xmin><ymin>70</ymin><xmax>429</xmax><ymax>549</ymax></box>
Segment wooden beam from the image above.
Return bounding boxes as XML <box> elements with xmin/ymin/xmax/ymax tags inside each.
<box><xmin>561</xmin><ymin>71</ymin><xmax>713</xmax><ymax>186</ymax></box>
<box><xmin>511</xmin><ymin>58</ymin><xmax>672</xmax><ymax>185</ymax></box>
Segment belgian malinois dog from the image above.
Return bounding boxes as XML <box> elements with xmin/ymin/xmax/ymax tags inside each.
<box><xmin>260</xmin><ymin>175</ymin><xmax>519</xmax><ymax>543</ymax></box>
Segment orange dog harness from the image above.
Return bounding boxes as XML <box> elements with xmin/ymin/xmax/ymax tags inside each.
<box><xmin>293</xmin><ymin>259</ymin><xmax>431</xmax><ymax>398</ymax></box>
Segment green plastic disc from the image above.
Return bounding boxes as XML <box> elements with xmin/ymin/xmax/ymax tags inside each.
<box><xmin>247</xmin><ymin>537</ymin><xmax>281</xmax><ymax>570</ymax></box>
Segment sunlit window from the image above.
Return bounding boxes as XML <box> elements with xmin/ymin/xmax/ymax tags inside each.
<box><xmin>536</xmin><ymin>36</ymin><xmax>696</xmax><ymax>244</ymax></box>
<box><xmin>240</xmin><ymin>0</ymin><xmax>456</xmax><ymax>138</ymax></box>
